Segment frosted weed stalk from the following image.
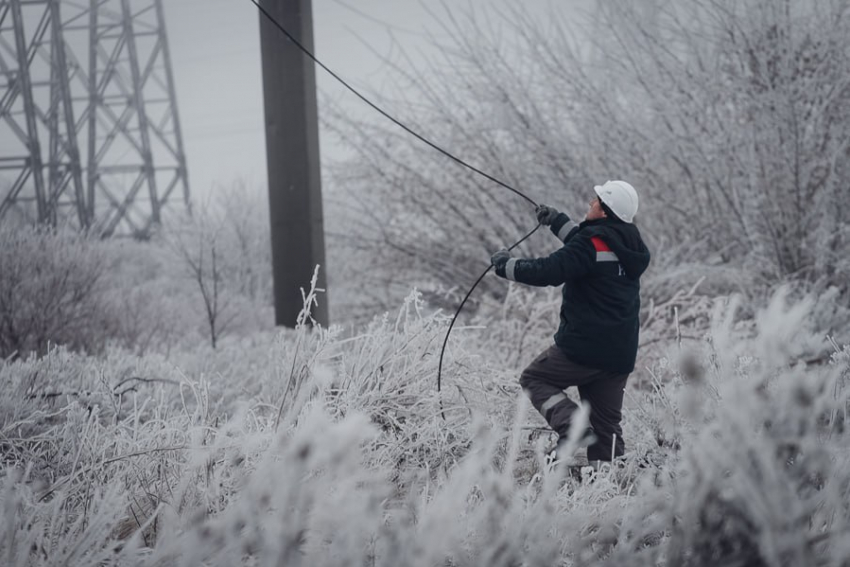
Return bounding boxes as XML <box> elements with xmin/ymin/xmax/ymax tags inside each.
<box><xmin>327</xmin><ymin>288</ymin><xmax>511</xmax><ymax>480</ymax></box>
<box><xmin>274</xmin><ymin>265</ymin><xmax>335</xmax><ymax>431</ymax></box>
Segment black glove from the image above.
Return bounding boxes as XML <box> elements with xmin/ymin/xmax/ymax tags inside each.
<box><xmin>490</xmin><ymin>249</ymin><xmax>511</xmax><ymax>269</ymax></box>
<box><xmin>535</xmin><ymin>204</ymin><xmax>559</xmax><ymax>226</ymax></box>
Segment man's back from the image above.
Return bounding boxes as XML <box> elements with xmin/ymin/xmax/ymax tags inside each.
<box><xmin>554</xmin><ymin>218</ymin><xmax>650</xmax><ymax>373</ymax></box>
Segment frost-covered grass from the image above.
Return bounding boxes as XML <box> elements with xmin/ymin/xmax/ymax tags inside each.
<box><xmin>1</xmin><ymin>274</ymin><xmax>849</xmax><ymax>566</ymax></box>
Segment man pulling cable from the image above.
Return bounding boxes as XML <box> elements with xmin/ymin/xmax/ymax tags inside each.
<box><xmin>491</xmin><ymin>180</ymin><xmax>651</xmax><ymax>466</ymax></box>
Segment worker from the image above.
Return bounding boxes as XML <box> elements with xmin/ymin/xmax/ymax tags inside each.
<box><xmin>490</xmin><ymin>180</ymin><xmax>651</xmax><ymax>466</ymax></box>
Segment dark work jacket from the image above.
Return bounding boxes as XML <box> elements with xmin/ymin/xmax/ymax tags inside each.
<box><xmin>495</xmin><ymin>214</ymin><xmax>651</xmax><ymax>373</ymax></box>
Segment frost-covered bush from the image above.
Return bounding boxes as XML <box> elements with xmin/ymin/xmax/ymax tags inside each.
<box><xmin>0</xmin><ymin>194</ymin><xmax>275</xmax><ymax>359</ymax></box>
<box><xmin>99</xmin><ymin>238</ymin><xmax>209</xmax><ymax>355</ymax></box>
<box><xmin>587</xmin><ymin>294</ymin><xmax>850</xmax><ymax>567</ymax></box>
<box><xmin>0</xmin><ymin>226</ymin><xmax>111</xmax><ymax>359</ymax></box>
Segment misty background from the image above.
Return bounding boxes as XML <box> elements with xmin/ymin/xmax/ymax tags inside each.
<box><xmin>165</xmin><ymin>0</ymin><xmax>558</xmax><ymax>198</ymax></box>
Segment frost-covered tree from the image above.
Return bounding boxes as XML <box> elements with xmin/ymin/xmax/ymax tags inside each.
<box><xmin>324</xmin><ymin>0</ymin><xmax>850</xmax><ymax>318</ymax></box>
<box><xmin>213</xmin><ymin>180</ymin><xmax>273</xmax><ymax>304</ymax></box>
<box><xmin>162</xmin><ymin>182</ymin><xmax>273</xmax><ymax>348</ymax></box>
<box><xmin>578</xmin><ymin>0</ymin><xmax>850</xmax><ymax>280</ymax></box>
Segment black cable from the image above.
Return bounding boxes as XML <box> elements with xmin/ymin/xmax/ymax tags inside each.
<box><xmin>249</xmin><ymin>0</ymin><xmax>545</xmax><ymax>416</ymax></box>
<box><xmin>248</xmin><ymin>0</ymin><xmax>537</xmax><ymax>207</ymax></box>
<box><xmin>436</xmin><ymin>223</ymin><xmax>541</xmax><ymax>420</ymax></box>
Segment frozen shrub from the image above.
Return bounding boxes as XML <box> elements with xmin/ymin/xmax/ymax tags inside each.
<box><xmin>469</xmin><ymin>284</ymin><xmax>561</xmax><ymax>369</ymax></box>
<box><xmin>328</xmin><ymin>290</ymin><xmax>486</xmax><ymax>477</ymax></box>
<box><xmin>585</xmin><ymin>290</ymin><xmax>850</xmax><ymax>567</ymax></box>
<box><xmin>0</xmin><ymin>226</ymin><xmax>110</xmax><ymax>359</ymax></box>
<box><xmin>0</xmin><ymin>472</ymin><xmax>131</xmax><ymax>566</ymax></box>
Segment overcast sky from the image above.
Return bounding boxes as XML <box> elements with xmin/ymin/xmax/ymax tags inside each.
<box><xmin>162</xmin><ymin>0</ymin><xmax>559</xmax><ymax>200</ymax></box>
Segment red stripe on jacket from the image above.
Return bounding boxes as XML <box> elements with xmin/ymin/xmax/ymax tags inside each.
<box><xmin>591</xmin><ymin>237</ymin><xmax>611</xmax><ymax>252</ymax></box>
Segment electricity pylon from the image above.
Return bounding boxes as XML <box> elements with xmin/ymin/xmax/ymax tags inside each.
<box><xmin>0</xmin><ymin>0</ymin><xmax>188</xmax><ymax>237</ymax></box>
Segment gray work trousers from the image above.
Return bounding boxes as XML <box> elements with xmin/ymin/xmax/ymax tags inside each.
<box><xmin>520</xmin><ymin>345</ymin><xmax>628</xmax><ymax>462</ymax></box>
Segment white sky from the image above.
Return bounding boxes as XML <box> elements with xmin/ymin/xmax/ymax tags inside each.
<box><xmin>162</xmin><ymin>0</ymin><xmax>561</xmax><ymax>200</ymax></box>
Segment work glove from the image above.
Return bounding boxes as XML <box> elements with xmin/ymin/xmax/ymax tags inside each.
<box><xmin>535</xmin><ymin>204</ymin><xmax>559</xmax><ymax>226</ymax></box>
<box><xmin>490</xmin><ymin>248</ymin><xmax>511</xmax><ymax>269</ymax></box>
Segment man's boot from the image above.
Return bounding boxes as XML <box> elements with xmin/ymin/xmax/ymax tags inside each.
<box><xmin>546</xmin><ymin>426</ymin><xmax>597</xmax><ymax>464</ymax></box>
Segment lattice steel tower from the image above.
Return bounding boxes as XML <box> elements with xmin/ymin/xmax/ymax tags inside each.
<box><xmin>0</xmin><ymin>0</ymin><xmax>188</xmax><ymax>237</ymax></box>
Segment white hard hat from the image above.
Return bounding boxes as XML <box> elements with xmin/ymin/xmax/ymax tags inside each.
<box><xmin>594</xmin><ymin>180</ymin><xmax>639</xmax><ymax>223</ymax></box>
